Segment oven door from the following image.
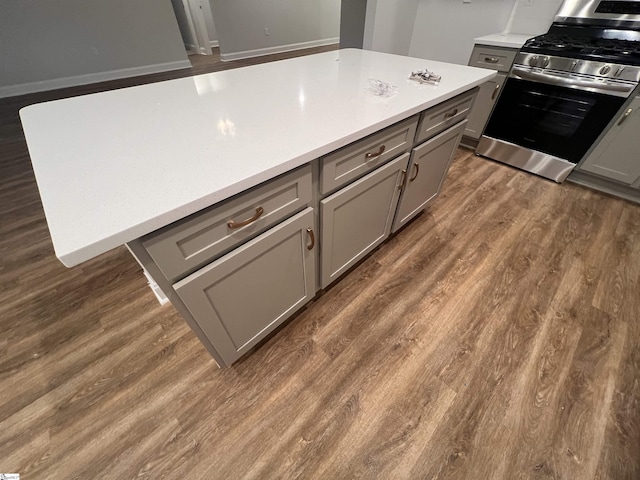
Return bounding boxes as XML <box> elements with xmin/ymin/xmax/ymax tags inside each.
<box><xmin>482</xmin><ymin>74</ymin><xmax>627</xmax><ymax>164</ymax></box>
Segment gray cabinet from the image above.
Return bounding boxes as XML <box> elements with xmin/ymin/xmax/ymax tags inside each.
<box><xmin>131</xmin><ymin>87</ymin><xmax>478</xmax><ymax>366</ymax></box>
<box><xmin>464</xmin><ymin>73</ymin><xmax>507</xmax><ymax>140</ymax></box>
<box><xmin>468</xmin><ymin>45</ymin><xmax>517</xmax><ymax>72</ymax></box>
<box><xmin>577</xmin><ymin>95</ymin><xmax>640</xmax><ymax>185</ymax></box>
<box><xmin>321</xmin><ymin>153</ymin><xmax>409</xmax><ymax>288</ymax></box>
<box><xmin>415</xmin><ymin>90</ymin><xmax>476</xmax><ymax>144</ymax></box>
<box><xmin>174</xmin><ymin>207</ymin><xmax>317</xmax><ymax>365</ymax></box>
<box><xmin>393</xmin><ymin>120</ymin><xmax>467</xmax><ymax>233</ymax></box>
<box><xmin>463</xmin><ymin>44</ymin><xmax>517</xmax><ymax>144</ymax></box>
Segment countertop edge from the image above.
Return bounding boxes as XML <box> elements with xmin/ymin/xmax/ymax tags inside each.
<box><xmin>473</xmin><ymin>33</ymin><xmax>536</xmax><ymax>49</ymax></box>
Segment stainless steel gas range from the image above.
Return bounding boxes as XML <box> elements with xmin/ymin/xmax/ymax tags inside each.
<box><xmin>477</xmin><ymin>0</ymin><xmax>640</xmax><ymax>182</ymax></box>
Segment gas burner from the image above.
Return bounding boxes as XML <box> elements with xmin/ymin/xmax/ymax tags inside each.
<box><xmin>522</xmin><ymin>31</ymin><xmax>640</xmax><ymax>66</ymax></box>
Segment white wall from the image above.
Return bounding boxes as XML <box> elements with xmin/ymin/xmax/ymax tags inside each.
<box><xmin>209</xmin><ymin>0</ymin><xmax>340</xmax><ymax>61</ymax></box>
<box><xmin>0</xmin><ymin>0</ymin><xmax>190</xmax><ymax>98</ymax></box>
<box><xmin>505</xmin><ymin>0</ymin><xmax>563</xmax><ymax>35</ymax></box>
<box><xmin>364</xmin><ymin>0</ymin><xmax>561</xmax><ymax>66</ymax></box>
<box><xmin>408</xmin><ymin>0</ymin><xmax>517</xmax><ymax>65</ymax></box>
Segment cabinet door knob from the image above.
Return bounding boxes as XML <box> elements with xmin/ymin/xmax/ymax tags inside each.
<box><xmin>365</xmin><ymin>145</ymin><xmax>386</xmax><ymax>159</ymax></box>
<box><xmin>444</xmin><ymin>108</ymin><xmax>458</xmax><ymax>119</ymax></box>
<box><xmin>409</xmin><ymin>162</ymin><xmax>420</xmax><ymax>182</ymax></box>
<box><xmin>618</xmin><ymin>108</ymin><xmax>633</xmax><ymax>126</ymax></box>
<box><xmin>484</xmin><ymin>56</ymin><xmax>499</xmax><ymax>63</ymax></box>
<box><xmin>306</xmin><ymin>227</ymin><xmax>315</xmax><ymax>250</ymax></box>
<box><xmin>227</xmin><ymin>206</ymin><xmax>264</xmax><ymax>229</ymax></box>
<box><xmin>491</xmin><ymin>84</ymin><xmax>500</xmax><ymax>100</ymax></box>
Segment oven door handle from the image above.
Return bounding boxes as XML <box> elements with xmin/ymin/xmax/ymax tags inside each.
<box><xmin>510</xmin><ymin>66</ymin><xmax>635</xmax><ymax>97</ymax></box>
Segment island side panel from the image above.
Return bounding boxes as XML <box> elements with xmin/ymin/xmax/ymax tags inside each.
<box><xmin>127</xmin><ymin>238</ymin><xmax>228</xmax><ymax>368</ymax></box>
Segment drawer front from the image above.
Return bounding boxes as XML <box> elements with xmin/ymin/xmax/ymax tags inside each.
<box><xmin>415</xmin><ymin>89</ymin><xmax>477</xmax><ymax>145</ymax></box>
<box><xmin>468</xmin><ymin>45</ymin><xmax>517</xmax><ymax>73</ymax></box>
<box><xmin>142</xmin><ymin>165</ymin><xmax>313</xmax><ymax>282</ymax></box>
<box><xmin>320</xmin><ymin>115</ymin><xmax>418</xmax><ymax>195</ymax></box>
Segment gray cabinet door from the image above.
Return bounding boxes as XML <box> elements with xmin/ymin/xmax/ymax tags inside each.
<box><xmin>578</xmin><ymin>95</ymin><xmax>640</xmax><ymax>185</ymax></box>
<box><xmin>464</xmin><ymin>73</ymin><xmax>506</xmax><ymax>140</ymax></box>
<box><xmin>393</xmin><ymin>120</ymin><xmax>467</xmax><ymax>233</ymax></box>
<box><xmin>174</xmin><ymin>207</ymin><xmax>317</xmax><ymax>366</ymax></box>
<box><xmin>321</xmin><ymin>153</ymin><xmax>409</xmax><ymax>288</ymax></box>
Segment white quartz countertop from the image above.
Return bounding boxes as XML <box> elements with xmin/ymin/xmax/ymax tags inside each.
<box><xmin>474</xmin><ymin>33</ymin><xmax>535</xmax><ymax>49</ymax></box>
<box><xmin>20</xmin><ymin>49</ymin><xmax>495</xmax><ymax>267</ymax></box>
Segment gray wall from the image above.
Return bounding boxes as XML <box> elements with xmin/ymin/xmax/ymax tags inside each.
<box><xmin>0</xmin><ymin>0</ymin><xmax>190</xmax><ymax>98</ymax></box>
<box><xmin>340</xmin><ymin>0</ymin><xmax>368</xmax><ymax>49</ymax></box>
<box><xmin>209</xmin><ymin>0</ymin><xmax>340</xmax><ymax>61</ymax></box>
<box><xmin>364</xmin><ymin>0</ymin><xmax>420</xmax><ymax>56</ymax></box>
<box><xmin>171</xmin><ymin>0</ymin><xmax>197</xmax><ymax>51</ymax></box>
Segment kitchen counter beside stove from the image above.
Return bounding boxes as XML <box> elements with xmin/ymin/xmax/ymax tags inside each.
<box><xmin>20</xmin><ymin>49</ymin><xmax>494</xmax><ymax>366</ymax></box>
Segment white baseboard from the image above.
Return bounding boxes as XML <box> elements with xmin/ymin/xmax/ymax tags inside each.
<box><xmin>220</xmin><ymin>37</ymin><xmax>339</xmax><ymax>62</ymax></box>
<box><xmin>0</xmin><ymin>59</ymin><xmax>192</xmax><ymax>99</ymax></box>
<box><xmin>210</xmin><ymin>40</ymin><xmax>219</xmax><ymax>48</ymax></box>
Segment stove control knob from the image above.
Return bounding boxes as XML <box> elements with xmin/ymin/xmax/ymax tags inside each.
<box><xmin>615</xmin><ymin>66</ymin><xmax>625</xmax><ymax>77</ymax></box>
<box><xmin>541</xmin><ymin>56</ymin><xmax>550</xmax><ymax>68</ymax></box>
<box><xmin>599</xmin><ymin>65</ymin><xmax>611</xmax><ymax>75</ymax></box>
<box><xmin>529</xmin><ymin>55</ymin><xmax>539</xmax><ymax>66</ymax></box>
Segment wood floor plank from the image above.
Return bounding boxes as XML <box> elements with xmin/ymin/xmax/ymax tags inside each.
<box><xmin>550</xmin><ymin>307</ymin><xmax>627</xmax><ymax>480</ymax></box>
<box><xmin>1</xmin><ymin>47</ymin><xmax>639</xmax><ymax>479</ymax></box>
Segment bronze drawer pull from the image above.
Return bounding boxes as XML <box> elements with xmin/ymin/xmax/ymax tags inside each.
<box><xmin>409</xmin><ymin>162</ymin><xmax>420</xmax><ymax>182</ymax></box>
<box><xmin>306</xmin><ymin>227</ymin><xmax>315</xmax><ymax>250</ymax></box>
<box><xmin>444</xmin><ymin>108</ymin><xmax>459</xmax><ymax>119</ymax></box>
<box><xmin>365</xmin><ymin>145</ymin><xmax>386</xmax><ymax>159</ymax></box>
<box><xmin>398</xmin><ymin>169</ymin><xmax>407</xmax><ymax>190</ymax></box>
<box><xmin>492</xmin><ymin>84</ymin><xmax>501</xmax><ymax>100</ymax></box>
<box><xmin>485</xmin><ymin>56</ymin><xmax>499</xmax><ymax>63</ymax></box>
<box><xmin>227</xmin><ymin>206</ymin><xmax>264</xmax><ymax>229</ymax></box>
<box><xmin>618</xmin><ymin>108</ymin><xmax>633</xmax><ymax>126</ymax></box>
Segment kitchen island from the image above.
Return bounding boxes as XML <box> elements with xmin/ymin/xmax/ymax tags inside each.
<box><xmin>20</xmin><ymin>49</ymin><xmax>495</xmax><ymax>366</ymax></box>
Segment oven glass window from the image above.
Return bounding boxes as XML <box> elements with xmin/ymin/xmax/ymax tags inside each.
<box><xmin>484</xmin><ymin>79</ymin><xmax>626</xmax><ymax>163</ymax></box>
<box><xmin>520</xmin><ymin>90</ymin><xmax>596</xmax><ymax>138</ymax></box>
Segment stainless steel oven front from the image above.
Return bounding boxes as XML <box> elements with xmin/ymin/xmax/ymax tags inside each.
<box><xmin>476</xmin><ymin>0</ymin><xmax>640</xmax><ymax>182</ymax></box>
<box><xmin>477</xmin><ymin>54</ymin><xmax>638</xmax><ymax>182</ymax></box>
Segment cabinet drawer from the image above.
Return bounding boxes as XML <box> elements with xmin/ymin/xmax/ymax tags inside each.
<box><xmin>320</xmin><ymin>115</ymin><xmax>418</xmax><ymax>195</ymax></box>
<box><xmin>469</xmin><ymin>45</ymin><xmax>517</xmax><ymax>73</ymax></box>
<box><xmin>142</xmin><ymin>165</ymin><xmax>312</xmax><ymax>282</ymax></box>
<box><xmin>415</xmin><ymin>89</ymin><xmax>477</xmax><ymax>144</ymax></box>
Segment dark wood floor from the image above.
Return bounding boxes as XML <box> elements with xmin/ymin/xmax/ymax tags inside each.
<box><xmin>1</xmin><ymin>46</ymin><xmax>639</xmax><ymax>479</ymax></box>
